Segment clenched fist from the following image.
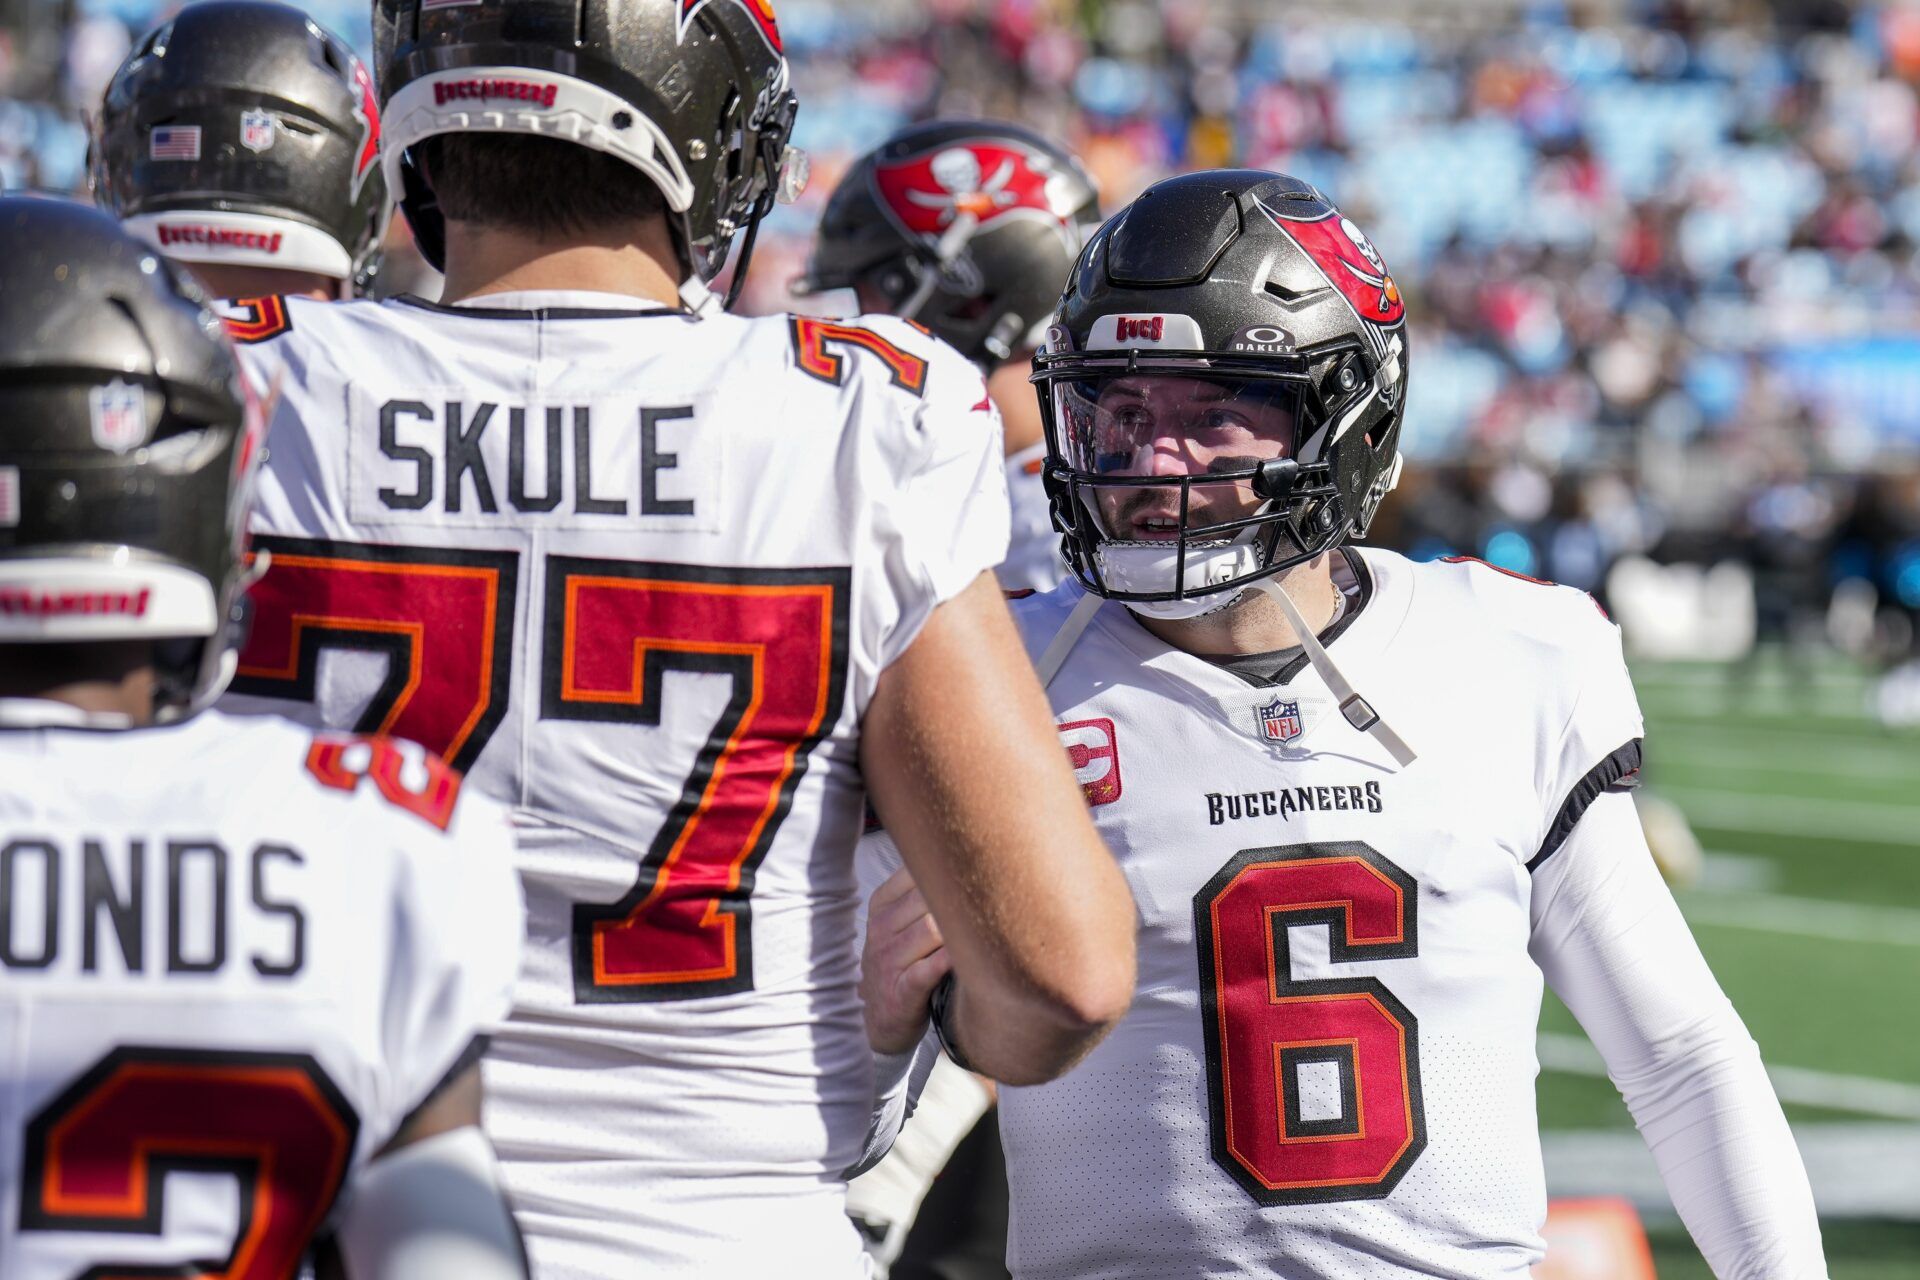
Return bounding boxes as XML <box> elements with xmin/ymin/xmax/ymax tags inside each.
<box><xmin>859</xmin><ymin>867</ymin><xmax>953</xmax><ymax>1054</ymax></box>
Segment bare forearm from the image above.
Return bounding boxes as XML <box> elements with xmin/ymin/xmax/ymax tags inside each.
<box><xmin>943</xmin><ymin>969</ymin><xmax>1116</xmax><ymax>1086</ymax></box>
<box><xmin>864</xmin><ymin>573</ymin><xmax>1136</xmax><ymax>1081</ymax></box>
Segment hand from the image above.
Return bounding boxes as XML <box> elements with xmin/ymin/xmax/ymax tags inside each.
<box><xmin>860</xmin><ymin>867</ymin><xmax>953</xmax><ymax>1054</ymax></box>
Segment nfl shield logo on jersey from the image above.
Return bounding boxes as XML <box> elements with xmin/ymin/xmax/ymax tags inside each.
<box><xmin>1256</xmin><ymin>697</ymin><xmax>1303</xmax><ymax>744</ymax></box>
<box><xmin>240</xmin><ymin>109</ymin><xmax>276</xmax><ymax>153</ymax></box>
<box><xmin>89</xmin><ymin>381</ymin><xmax>148</xmax><ymax>453</ymax></box>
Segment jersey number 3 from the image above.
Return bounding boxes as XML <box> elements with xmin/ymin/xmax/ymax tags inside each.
<box><xmin>18</xmin><ymin>1047</ymin><xmax>358</xmax><ymax>1278</ymax></box>
<box><xmin>1193</xmin><ymin>842</ymin><xmax>1426</xmax><ymax>1204</ymax></box>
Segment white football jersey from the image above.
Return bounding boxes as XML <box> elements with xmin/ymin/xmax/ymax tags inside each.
<box><xmin>0</xmin><ymin>708</ymin><xmax>521</xmax><ymax>1280</ymax></box>
<box><xmin>997</xmin><ymin>441</ymin><xmax>1065</xmax><ymax>594</ymax></box>
<box><xmin>220</xmin><ymin>291</ymin><xmax>1008</xmax><ymax>1278</ymax></box>
<box><xmin>997</xmin><ymin>550</ymin><xmax>1644</xmax><ymax>1280</ymax></box>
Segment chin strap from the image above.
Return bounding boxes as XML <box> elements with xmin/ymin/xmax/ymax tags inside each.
<box><xmin>1256</xmin><ymin>575</ymin><xmax>1417</xmax><ymax>767</ymax></box>
<box><xmin>898</xmin><ymin>209</ymin><xmax>983</xmax><ymax>322</ymax></box>
<box><xmin>1035</xmin><ymin>588</ymin><xmax>1105</xmax><ymax>688</ymax></box>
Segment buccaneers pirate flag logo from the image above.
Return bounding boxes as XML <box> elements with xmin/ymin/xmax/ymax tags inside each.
<box><xmin>1260</xmin><ymin>201</ymin><xmax>1405</xmax><ymax>328</ymax></box>
<box><xmin>870</xmin><ymin>140</ymin><xmax>1077</xmax><ymax>249</ymax></box>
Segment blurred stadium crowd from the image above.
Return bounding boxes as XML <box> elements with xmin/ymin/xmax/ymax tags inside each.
<box><xmin>7</xmin><ymin>0</ymin><xmax>1920</xmax><ymax>677</ymax></box>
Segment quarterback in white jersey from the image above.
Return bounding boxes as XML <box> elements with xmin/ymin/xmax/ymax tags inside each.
<box><xmin>868</xmin><ymin>170</ymin><xmax>1826</xmax><ymax>1279</ymax></box>
<box><xmin>0</xmin><ymin>200</ymin><xmax>526</xmax><ymax>1280</ymax></box>
<box><xmin>217</xmin><ymin>2</ymin><xmax>1136</xmax><ymax>1275</ymax></box>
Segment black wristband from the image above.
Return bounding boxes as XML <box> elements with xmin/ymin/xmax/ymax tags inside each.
<box><xmin>928</xmin><ymin>973</ymin><xmax>978</xmax><ymax>1073</ymax></box>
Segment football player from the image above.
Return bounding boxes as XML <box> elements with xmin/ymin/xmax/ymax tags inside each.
<box><xmin>91</xmin><ymin>0</ymin><xmax>388</xmax><ymax>302</ymax></box>
<box><xmin>806</xmin><ymin>121</ymin><xmax>1100</xmax><ymax>1275</ymax></box>
<box><xmin>864</xmin><ymin>171</ymin><xmax>1828</xmax><ymax>1279</ymax></box>
<box><xmin>211</xmin><ymin>1</ymin><xmax>1136</xmax><ymax>1276</ymax></box>
<box><xmin>800</xmin><ymin>120</ymin><xmax>1102</xmax><ymax>594</ymax></box>
<box><xmin>0</xmin><ymin>199</ymin><xmax>526</xmax><ymax>1280</ymax></box>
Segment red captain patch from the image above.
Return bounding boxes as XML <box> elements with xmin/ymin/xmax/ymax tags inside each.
<box><xmin>1261</xmin><ymin>203</ymin><xmax>1405</xmax><ymax>328</ymax></box>
<box><xmin>872</xmin><ymin>140</ymin><xmax>1071</xmax><ymax>244</ymax></box>
<box><xmin>1058</xmin><ymin>717</ymin><xmax>1122</xmax><ymax>808</ymax></box>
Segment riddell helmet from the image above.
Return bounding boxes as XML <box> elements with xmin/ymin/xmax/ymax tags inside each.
<box><xmin>91</xmin><ymin>1</ymin><xmax>390</xmax><ymax>292</ymax></box>
<box><xmin>375</xmin><ymin>0</ymin><xmax>805</xmax><ymax>307</ymax></box>
<box><xmin>0</xmin><ymin>199</ymin><xmax>265</xmax><ymax>721</ymax></box>
<box><xmin>1033</xmin><ymin>170</ymin><xmax>1410</xmax><ymax>620</ymax></box>
<box><xmin>797</xmin><ymin>120</ymin><xmax>1102</xmax><ymax>365</ymax></box>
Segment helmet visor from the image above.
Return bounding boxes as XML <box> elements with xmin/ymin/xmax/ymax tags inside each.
<box><xmin>1050</xmin><ymin>371</ymin><xmax>1306</xmax><ymax>543</ymax></box>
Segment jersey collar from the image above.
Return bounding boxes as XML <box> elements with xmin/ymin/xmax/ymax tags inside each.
<box><xmin>393</xmin><ymin>291</ymin><xmax>688</xmax><ymax>320</ymax></box>
<box><xmin>1085</xmin><ymin>547</ymin><xmax>1416</xmax><ymax>742</ymax></box>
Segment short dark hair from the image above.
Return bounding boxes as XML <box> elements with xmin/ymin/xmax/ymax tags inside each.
<box><xmin>420</xmin><ymin>134</ymin><xmax>668</xmax><ymax>238</ymax></box>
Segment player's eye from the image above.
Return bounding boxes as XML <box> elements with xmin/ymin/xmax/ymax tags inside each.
<box><xmin>1198</xmin><ymin>407</ymin><xmax>1251</xmax><ymax>434</ymax></box>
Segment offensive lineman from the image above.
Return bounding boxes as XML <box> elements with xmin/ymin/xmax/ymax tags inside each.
<box><xmin>806</xmin><ymin>120</ymin><xmax>1102</xmax><ymax>1277</ymax></box>
<box><xmin>0</xmin><ymin>200</ymin><xmax>526</xmax><ymax>1279</ymax></box>
<box><xmin>799</xmin><ymin>120</ymin><xmax>1102</xmax><ymax>594</ymax></box>
<box><xmin>91</xmin><ymin>0</ymin><xmax>389</xmax><ymax>303</ymax></box>
<box><xmin>865</xmin><ymin>171</ymin><xmax>1828</xmax><ymax>1278</ymax></box>
<box><xmin>213</xmin><ymin>1</ymin><xmax>1136</xmax><ymax>1276</ymax></box>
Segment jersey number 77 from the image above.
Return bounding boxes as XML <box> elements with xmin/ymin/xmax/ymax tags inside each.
<box><xmin>232</xmin><ymin>537</ymin><xmax>851</xmax><ymax>1004</ymax></box>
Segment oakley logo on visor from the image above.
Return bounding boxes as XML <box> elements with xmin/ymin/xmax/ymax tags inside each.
<box><xmin>1088</xmin><ymin>313</ymin><xmax>1204</xmax><ymax>351</ymax></box>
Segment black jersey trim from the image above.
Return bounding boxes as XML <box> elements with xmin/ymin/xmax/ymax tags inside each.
<box><xmin>1527</xmin><ymin>739</ymin><xmax>1644</xmax><ymax>873</ymax></box>
<box><xmin>1269</xmin><ymin>547</ymin><xmax>1373</xmax><ymax>686</ymax></box>
<box><xmin>1247</xmin><ymin>548</ymin><xmax>1375</xmax><ymax>687</ymax></box>
<box><xmin>391</xmin><ymin>1033</ymin><xmax>491</xmax><ymax>1141</ymax></box>
<box><xmin>392</xmin><ymin>295</ymin><xmax>685</xmax><ymax>321</ymax></box>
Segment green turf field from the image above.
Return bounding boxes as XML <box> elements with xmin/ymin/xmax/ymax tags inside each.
<box><xmin>1536</xmin><ymin>653</ymin><xmax>1920</xmax><ymax>1277</ymax></box>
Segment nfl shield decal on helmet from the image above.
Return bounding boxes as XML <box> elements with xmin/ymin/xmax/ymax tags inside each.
<box><xmin>872</xmin><ymin>140</ymin><xmax>1071</xmax><ymax>244</ymax></box>
<box><xmin>1256</xmin><ymin>697</ymin><xmax>1304</xmax><ymax>744</ymax></box>
<box><xmin>240</xmin><ymin>109</ymin><xmax>275</xmax><ymax>153</ymax></box>
<box><xmin>90</xmin><ymin>381</ymin><xmax>148</xmax><ymax>454</ymax></box>
<box><xmin>1259</xmin><ymin>201</ymin><xmax>1405</xmax><ymax>328</ymax></box>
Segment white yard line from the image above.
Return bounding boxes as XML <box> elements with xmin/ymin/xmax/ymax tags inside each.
<box><xmin>1639</xmin><ymin>689</ymin><xmax>1871</xmax><ymax>718</ymax></box>
<box><xmin>1648</xmin><ymin>744</ymin><xmax>1920</xmax><ymax>785</ymax></box>
<box><xmin>1632</xmin><ymin>666</ymin><xmax>1867</xmax><ymax>690</ymax></box>
<box><xmin>1681</xmin><ymin>891</ymin><xmax>1920</xmax><ymax>948</ymax></box>
<box><xmin>1538</xmin><ymin>1033</ymin><xmax>1920</xmax><ymax>1121</ymax></box>
<box><xmin>1543</xmin><ymin>1125</ymin><xmax>1920</xmax><ymax>1219</ymax></box>
<box><xmin>1641</xmin><ymin>706</ymin><xmax>1920</xmax><ymax>743</ymax></box>
<box><xmin>1652</xmin><ymin>788</ymin><xmax>1919</xmax><ymax>844</ymax></box>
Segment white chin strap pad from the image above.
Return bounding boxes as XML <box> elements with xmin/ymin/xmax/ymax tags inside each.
<box><xmin>1096</xmin><ymin>542</ymin><xmax>1261</xmax><ymax>621</ymax></box>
